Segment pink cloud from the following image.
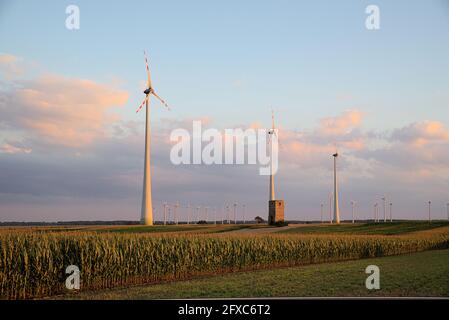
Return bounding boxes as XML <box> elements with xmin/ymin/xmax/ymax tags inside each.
<box><xmin>318</xmin><ymin>110</ymin><xmax>364</xmax><ymax>136</ymax></box>
<box><xmin>277</xmin><ymin>111</ymin><xmax>366</xmax><ymax>168</ymax></box>
<box><xmin>0</xmin><ymin>142</ymin><xmax>32</xmax><ymax>154</ymax></box>
<box><xmin>392</xmin><ymin>121</ymin><xmax>449</xmax><ymax>146</ymax></box>
<box><xmin>0</xmin><ymin>54</ymin><xmax>23</xmax><ymax>79</ymax></box>
<box><xmin>4</xmin><ymin>74</ymin><xmax>128</xmax><ymax>147</ymax></box>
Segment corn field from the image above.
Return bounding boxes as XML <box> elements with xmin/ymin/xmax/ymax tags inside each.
<box><xmin>1</xmin><ymin>231</ymin><xmax>449</xmax><ymax>299</ymax></box>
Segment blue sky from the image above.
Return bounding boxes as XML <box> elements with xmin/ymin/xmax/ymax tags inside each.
<box><xmin>1</xmin><ymin>0</ymin><xmax>449</xmax><ymax>221</ymax></box>
<box><xmin>2</xmin><ymin>0</ymin><xmax>448</xmax><ymax>128</ymax></box>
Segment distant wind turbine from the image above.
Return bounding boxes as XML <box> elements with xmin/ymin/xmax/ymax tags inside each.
<box><xmin>137</xmin><ymin>51</ymin><xmax>170</xmax><ymax>226</ymax></box>
<box><xmin>329</xmin><ymin>192</ymin><xmax>333</xmax><ymax>223</ymax></box>
<box><xmin>221</xmin><ymin>206</ymin><xmax>225</xmax><ymax>224</ymax></box>
<box><xmin>351</xmin><ymin>200</ymin><xmax>356</xmax><ymax>224</ymax></box>
<box><xmin>196</xmin><ymin>206</ymin><xmax>201</xmax><ymax>223</ymax></box>
<box><xmin>390</xmin><ymin>202</ymin><xmax>393</xmax><ymax>222</ymax></box>
<box><xmin>320</xmin><ymin>202</ymin><xmax>324</xmax><ymax>224</ymax></box>
<box><xmin>163</xmin><ymin>202</ymin><xmax>168</xmax><ymax>225</ymax></box>
<box><xmin>268</xmin><ymin>109</ymin><xmax>278</xmax><ymax>202</ymax></box>
<box><xmin>332</xmin><ymin>149</ymin><xmax>340</xmax><ymax>224</ymax></box>
<box><xmin>242</xmin><ymin>204</ymin><xmax>246</xmax><ymax>224</ymax></box>
<box><xmin>174</xmin><ymin>202</ymin><xmax>179</xmax><ymax>225</ymax></box>
<box><xmin>374</xmin><ymin>203</ymin><xmax>378</xmax><ymax>222</ymax></box>
<box><xmin>187</xmin><ymin>204</ymin><xmax>191</xmax><ymax>225</ymax></box>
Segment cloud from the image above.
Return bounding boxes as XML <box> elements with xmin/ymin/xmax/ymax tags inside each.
<box><xmin>0</xmin><ymin>141</ymin><xmax>32</xmax><ymax>154</ymax></box>
<box><xmin>1</xmin><ymin>71</ymin><xmax>129</xmax><ymax>147</ymax></box>
<box><xmin>277</xmin><ymin>111</ymin><xmax>367</xmax><ymax>169</ymax></box>
<box><xmin>391</xmin><ymin>121</ymin><xmax>449</xmax><ymax>146</ymax></box>
<box><xmin>1</xmin><ymin>55</ymin><xmax>449</xmax><ymax>222</ymax></box>
<box><xmin>354</xmin><ymin>120</ymin><xmax>449</xmax><ymax>174</ymax></box>
<box><xmin>0</xmin><ymin>53</ymin><xmax>23</xmax><ymax>79</ymax></box>
<box><xmin>318</xmin><ymin>110</ymin><xmax>364</xmax><ymax>136</ymax></box>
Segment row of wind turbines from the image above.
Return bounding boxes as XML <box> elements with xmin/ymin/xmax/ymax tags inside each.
<box><xmin>151</xmin><ymin>203</ymin><xmax>247</xmax><ymax>225</ymax></box>
<box><xmin>135</xmin><ymin>51</ymin><xmax>449</xmax><ymax>226</ymax></box>
<box><xmin>325</xmin><ymin>157</ymin><xmax>449</xmax><ymax>224</ymax></box>
<box><xmin>136</xmin><ymin>50</ymin><xmax>280</xmax><ymax>226</ymax></box>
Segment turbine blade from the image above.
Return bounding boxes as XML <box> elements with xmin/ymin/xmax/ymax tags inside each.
<box><xmin>144</xmin><ymin>50</ymin><xmax>152</xmax><ymax>88</ymax></box>
<box><xmin>151</xmin><ymin>91</ymin><xmax>170</xmax><ymax>110</ymax></box>
<box><xmin>136</xmin><ymin>96</ymin><xmax>148</xmax><ymax>113</ymax></box>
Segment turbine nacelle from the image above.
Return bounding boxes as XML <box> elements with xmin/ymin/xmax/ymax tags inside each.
<box><xmin>135</xmin><ymin>51</ymin><xmax>170</xmax><ymax>113</ymax></box>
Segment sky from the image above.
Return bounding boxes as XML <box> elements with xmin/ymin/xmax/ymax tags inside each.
<box><xmin>1</xmin><ymin>0</ymin><xmax>449</xmax><ymax>222</ymax></box>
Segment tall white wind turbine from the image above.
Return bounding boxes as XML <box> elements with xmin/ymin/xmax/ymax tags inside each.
<box><xmin>136</xmin><ymin>51</ymin><xmax>170</xmax><ymax>226</ymax></box>
<box><xmin>332</xmin><ymin>150</ymin><xmax>341</xmax><ymax>224</ymax></box>
<box><xmin>268</xmin><ymin>109</ymin><xmax>277</xmax><ymax>201</ymax></box>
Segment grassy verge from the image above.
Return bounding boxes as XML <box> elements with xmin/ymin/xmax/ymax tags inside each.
<box><xmin>62</xmin><ymin>249</ymin><xmax>449</xmax><ymax>299</ymax></box>
<box><xmin>280</xmin><ymin>221</ymin><xmax>449</xmax><ymax>235</ymax></box>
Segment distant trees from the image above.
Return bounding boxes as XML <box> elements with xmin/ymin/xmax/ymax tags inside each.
<box><xmin>254</xmin><ymin>216</ymin><xmax>265</xmax><ymax>224</ymax></box>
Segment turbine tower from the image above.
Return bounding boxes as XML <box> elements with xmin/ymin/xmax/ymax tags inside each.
<box><xmin>333</xmin><ymin>151</ymin><xmax>340</xmax><ymax>224</ymax></box>
<box><xmin>351</xmin><ymin>200</ymin><xmax>356</xmax><ymax>224</ymax></box>
<box><xmin>136</xmin><ymin>51</ymin><xmax>170</xmax><ymax>226</ymax></box>
<box><xmin>268</xmin><ymin>109</ymin><xmax>277</xmax><ymax>201</ymax></box>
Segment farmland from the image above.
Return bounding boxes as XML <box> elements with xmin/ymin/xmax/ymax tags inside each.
<box><xmin>1</xmin><ymin>222</ymin><xmax>448</xmax><ymax>299</ymax></box>
<box><xmin>62</xmin><ymin>248</ymin><xmax>449</xmax><ymax>299</ymax></box>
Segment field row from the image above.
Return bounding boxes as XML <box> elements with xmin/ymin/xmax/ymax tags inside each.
<box><xmin>1</xmin><ymin>230</ymin><xmax>449</xmax><ymax>299</ymax></box>
<box><xmin>64</xmin><ymin>249</ymin><xmax>449</xmax><ymax>299</ymax></box>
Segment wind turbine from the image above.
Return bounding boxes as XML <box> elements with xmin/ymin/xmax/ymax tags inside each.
<box><xmin>233</xmin><ymin>203</ymin><xmax>237</xmax><ymax>224</ymax></box>
<box><xmin>268</xmin><ymin>109</ymin><xmax>277</xmax><ymax>202</ymax></box>
<box><xmin>174</xmin><ymin>202</ymin><xmax>179</xmax><ymax>225</ymax></box>
<box><xmin>390</xmin><ymin>202</ymin><xmax>393</xmax><ymax>222</ymax></box>
<box><xmin>137</xmin><ymin>51</ymin><xmax>170</xmax><ymax>226</ymax></box>
<box><xmin>374</xmin><ymin>203</ymin><xmax>378</xmax><ymax>222</ymax></box>
<box><xmin>187</xmin><ymin>204</ymin><xmax>191</xmax><ymax>225</ymax></box>
<box><xmin>382</xmin><ymin>197</ymin><xmax>387</xmax><ymax>222</ymax></box>
<box><xmin>205</xmin><ymin>206</ymin><xmax>209</xmax><ymax>223</ymax></box>
<box><xmin>320</xmin><ymin>202</ymin><xmax>324</xmax><ymax>224</ymax></box>
<box><xmin>221</xmin><ymin>206</ymin><xmax>225</xmax><ymax>224</ymax></box>
<box><xmin>332</xmin><ymin>149</ymin><xmax>340</xmax><ymax>224</ymax></box>
<box><xmin>163</xmin><ymin>202</ymin><xmax>168</xmax><ymax>225</ymax></box>
<box><xmin>351</xmin><ymin>200</ymin><xmax>356</xmax><ymax>224</ymax></box>
<box><xmin>167</xmin><ymin>205</ymin><xmax>171</xmax><ymax>224</ymax></box>
<box><xmin>242</xmin><ymin>204</ymin><xmax>246</xmax><ymax>224</ymax></box>
<box><xmin>329</xmin><ymin>192</ymin><xmax>333</xmax><ymax>223</ymax></box>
